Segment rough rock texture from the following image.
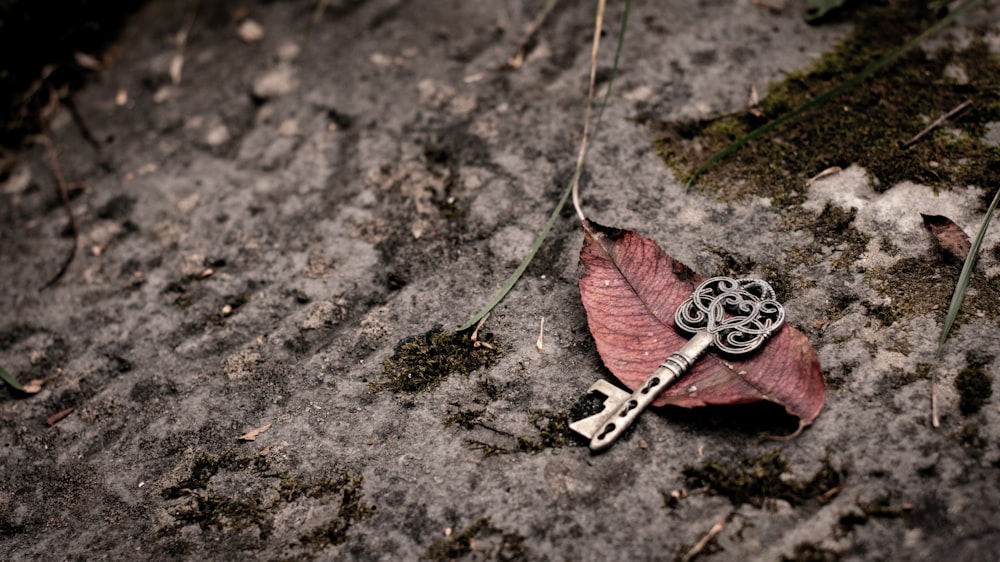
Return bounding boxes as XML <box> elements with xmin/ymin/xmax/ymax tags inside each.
<box><xmin>2</xmin><ymin>1</ymin><xmax>999</xmax><ymax>560</ymax></box>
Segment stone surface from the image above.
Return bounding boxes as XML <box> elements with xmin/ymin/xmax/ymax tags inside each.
<box><xmin>1</xmin><ymin>1</ymin><xmax>999</xmax><ymax>561</ymax></box>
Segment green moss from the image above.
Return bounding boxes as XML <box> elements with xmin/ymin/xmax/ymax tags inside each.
<box><xmin>710</xmin><ymin>246</ymin><xmax>757</xmax><ymax>278</ymax></box>
<box><xmin>370</xmin><ymin>328</ymin><xmax>503</xmax><ymax>393</ymax></box>
<box><xmin>653</xmin><ymin>1</ymin><xmax>1000</xmax><ymax>207</ymax></box>
<box><xmin>957</xmin><ymin>423</ymin><xmax>986</xmax><ymax>448</ymax></box>
<box><xmin>422</xmin><ymin>517</ymin><xmax>529</xmax><ymax>562</ymax></box>
<box><xmin>476</xmin><ymin>376</ymin><xmax>507</xmax><ymax>401</ymax></box>
<box><xmin>444</xmin><ymin>367</ymin><xmax>605</xmax><ymax>458</ymax></box>
<box><xmin>460</xmin><ymin>384</ymin><xmax>619</xmax><ymax>456</ymax></box>
<box><xmin>683</xmin><ymin>451</ymin><xmax>843</xmax><ymax>508</ymax></box>
<box><xmin>867</xmin><ymin>257</ymin><xmax>1000</xmax><ymax>326</ymax></box>
<box><xmin>782</xmin><ymin>203</ymin><xmax>870</xmax><ymax>274</ymax></box>
<box><xmin>159</xmin><ymin>450</ymin><xmax>372</xmax><ymax>552</ymax></box>
<box><xmin>782</xmin><ymin>542</ymin><xmax>840</xmax><ymax>562</ymax></box>
<box><xmin>225</xmin><ymin>292</ymin><xmax>252</xmax><ymax>311</ymax></box>
<box><xmin>295</xmin><ymin>474</ymin><xmax>374</xmax><ymax>549</ymax></box>
<box><xmin>163</xmin><ymin>280</ymin><xmax>196</xmax><ymax>309</ymax></box>
<box><xmin>955</xmin><ymin>363</ymin><xmax>992</xmax><ymax>415</ymax></box>
<box><xmin>837</xmin><ymin>495</ymin><xmax>910</xmax><ymax>535</ymax></box>
<box><xmin>464</xmin><ymin>410</ymin><xmax>580</xmax><ymax>457</ymax></box>
<box><xmin>444</xmin><ymin>408</ymin><xmax>487</xmax><ymax>430</ymax></box>
<box><xmin>533</xmin><ymin>410</ymin><xmax>575</xmax><ymax>449</ymax></box>
<box><xmin>169</xmin><ymin>493</ymin><xmax>266</xmax><ymax>533</ymax></box>
<box><xmin>516</xmin><ymin>410</ymin><xmax>577</xmax><ymax>453</ymax></box>
<box><xmin>161</xmin><ymin>451</ymin><xmax>266</xmax><ymax>499</ymax></box>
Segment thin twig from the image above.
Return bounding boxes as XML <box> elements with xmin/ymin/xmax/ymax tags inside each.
<box><xmin>37</xmin><ymin>134</ymin><xmax>79</xmax><ymax>291</ymax></box>
<box><xmin>806</xmin><ymin>166</ymin><xmax>843</xmax><ymax>186</ymax></box>
<box><xmin>761</xmin><ymin>420</ymin><xmax>807</xmax><ymax>442</ymax></box>
<box><xmin>570</xmin><ymin>0</ymin><xmax>606</xmax><ymax>222</ymax></box>
<box><xmin>536</xmin><ymin>317</ymin><xmax>545</xmax><ymax>353</ymax></box>
<box><xmin>170</xmin><ymin>0</ymin><xmax>200</xmax><ymax>85</ymax></box>
<box><xmin>63</xmin><ymin>97</ymin><xmax>101</xmax><ymax>150</ymax></box>
<box><xmin>681</xmin><ymin>511</ymin><xmax>733</xmax><ymax>562</ymax></box>
<box><xmin>931</xmin><ymin>372</ymin><xmax>940</xmax><ymax>427</ymax></box>
<box><xmin>312</xmin><ymin>0</ymin><xmax>331</xmax><ymax>24</ymax></box>
<box><xmin>903</xmin><ymin>98</ymin><xmax>972</xmax><ymax>148</ymax></box>
<box><xmin>507</xmin><ymin>0</ymin><xmax>560</xmax><ymax>69</ymax></box>
<box><xmin>470</xmin><ymin>314</ymin><xmax>495</xmax><ymax>349</ymax></box>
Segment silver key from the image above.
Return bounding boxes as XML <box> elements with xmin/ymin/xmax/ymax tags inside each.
<box><xmin>570</xmin><ymin>276</ymin><xmax>785</xmax><ymax>451</ymax></box>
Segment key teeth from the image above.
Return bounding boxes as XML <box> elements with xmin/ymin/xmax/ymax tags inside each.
<box><xmin>569</xmin><ymin>380</ymin><xmax>630</xmax><ymax>440</ymax></box>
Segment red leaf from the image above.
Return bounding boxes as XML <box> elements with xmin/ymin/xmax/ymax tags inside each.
<box><xmin>578</xmin><ymin>219</ymin><xmax>825</xmax><ymax>428</ymax></box>
<box><xmin>46</xmin><ymin>407</ymin><xmax>74</xmax><ymax>426</ymax></box>
<box><xmin>921</xmin><ymin>214</ymin><xmax>970</xmax><ymax>262</ymax></box>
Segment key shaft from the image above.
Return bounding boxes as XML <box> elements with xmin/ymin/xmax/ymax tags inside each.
<box><xmin>588</xmin><ymin>331</ymin><xmax>713</xmax><ymax>451</ymax></box>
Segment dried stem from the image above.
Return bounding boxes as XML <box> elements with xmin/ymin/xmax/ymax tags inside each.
<box><xmin>170</xmin><ymin>0</ymin><xmax>200</xmax><ymax>85</ymax></box>
<box><xmin>570</xmin><ymin>0</ymin><xmax>606</xmax><ymax>223</ymax></box>
<box><xmin>903</xmin><ymin>98</ymin><xmax>972</xmax><ymax>148</ymax></box>
<box><xmin>681</xmin><ymin>511</ymin><xmax>733</xmax><ymax>562</ymax></box>
<box><xmin>37</xmin><ymin>135</ymin><xmax>79</xmax><ymax>290</ymax></box>
<box><xmin>507</xmin><ymin>0</ymin><xmax>561</xmax><ymax>69</ymax></box>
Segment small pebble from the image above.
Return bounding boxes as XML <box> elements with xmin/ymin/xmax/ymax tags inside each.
<box><xmin>205</xmin><ymin>124</ymin><xmax>231</xmax><ymax>147</ymax></box>
<box><xmin>237</xmin><ymin>19</ymin><xmax>264</xmax><ymax>43</ymax></box>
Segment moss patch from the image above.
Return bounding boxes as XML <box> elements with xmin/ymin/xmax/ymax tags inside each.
<box><xmin>158</xmin><ymin>450</ymin><xmax>373</xmax><ymax>554</ymax></box>
<box><xmin>653</xmin><ymin>0</ymin><xmax>1000</xmax><ymax>207</ymax></box>
<box><xmin>463</xmin><ymin>410</ymin><xmax>581</xmax><ymax>457</ymax></box>
<box><xmin>955</xmin><ymin>363</ymin><xmax>992</xmax><ymax>415</ymax></box>
<box><xmin>784</xmin><ymin>202</ymin><xmax>871</xmax><ymax>273</ymax></box>
<box><xmin>294</xmin><ymin>474</ymin><xmax>375</xmax><ymax>549</ymax></box>
<box><xmin>160</xmin><ymin>450</ymin><xmax>267</xmax><ymax>500</ymax></box>
<box><xmin>444</xmin><ymin>408</ymin><xmax>487</xmax><ymax>430</ymax></box>
<box><xmin>370</xmin><ymin>328</ymin><xmax>502</xmax><ymax>393</ymax></box>
<box><xmin>782</xmin><ymin>542</ymin><xmax>841</xmax><ymax>562</ymax></box>
<box><xmin>683</xmin><ymin>451</ymin><xmax>843</xmax><ymax>508</ymax></box>
<box><xmin>866</xmin><ymin>257</ymin><xmax>1000</xmax><ymax>326</ymax></box>
<box><xmin>837</xmin><ymin>495</ymin><xmax>911</xmax><ymax>536</ymax></box>
<box><xmin>517</xmin><ymin>410</ymin><xmax>577</xmax><ymax>453</ymax></box>
<box><xmin>422</xmin><ymin>517</ymin><xmax>529</xmax><ymax>562</ymax></box>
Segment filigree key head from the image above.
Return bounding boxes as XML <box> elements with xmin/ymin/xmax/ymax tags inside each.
<box><xmin>674</xmin><ymin>276</ymin><xmax>785</xmax><ymax>355</ymax></box>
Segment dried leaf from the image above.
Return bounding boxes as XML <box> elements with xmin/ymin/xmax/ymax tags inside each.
<box><xmin>46</xmin><ymin>407</ymin><xmax>74</xmax><ymax>426</ymax></box>
<box><xmin>238</xmin><ymin>422</ymin><xmax>272</xmax><ymax>441</ymax></box>
<box><xmin>921</xmin><ymin>214</ymin><xmax>970</xmax><ymax>262</ymax></box>
<box><xmin>578</xmin><ymin>219</ymin><xmax>825</xmax><ymax>428</ymax></box>
<box><xmin>73</xmin><ymin>52</ymin><xmax>103</xmax><ymax>71</ymax></box>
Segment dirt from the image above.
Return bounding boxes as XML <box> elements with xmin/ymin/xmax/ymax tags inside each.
<box><xmin>2</xmin><ymin>1</ymin><xmax>1000</xmax><ymax>560</ymax></box>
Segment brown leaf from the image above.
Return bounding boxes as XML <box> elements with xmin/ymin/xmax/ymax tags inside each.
<box><xmin>921</xmin><ymin>214</ymin><xmax>970</xmax><ymax>262</ymax></box>
<box><xmin>46</xmin><ymin>407</ymin><xmax>74</xmax><ymax>426</ymax></box>
<box><xmin>238</xmin><ymin>422</ymin><xmax>272</xmax><ymax>441</ymax></box>
<box><xmin>578</xmin><ymin>219</ymin><xmax>825</xmax><ymax>427</ymax></box>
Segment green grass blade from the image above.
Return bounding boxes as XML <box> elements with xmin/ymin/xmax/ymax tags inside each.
<box><xmin>0</xmin><ymin>365</ymin><xmax>26</xmax><ymax>392</ymax></box>
<box><xmin>683</xmin><ymin>0</ymin><xmax>982</xmax><ymax>187</ymax></box>
<box><xmin>938</xmin><ymin>186</ymin><xmax>1000</xmax><ymax>354</ymax></box>
<box><xmin>457</xmin><ymin>0</ymin><xmax>632</xmax><ymax>331</ymax></box>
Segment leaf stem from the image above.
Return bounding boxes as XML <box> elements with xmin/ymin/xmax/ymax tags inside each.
<box><xmin>571</xmin><ymin>0</ymin><xmax>606</xmax><ymax>223</ymax></box>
